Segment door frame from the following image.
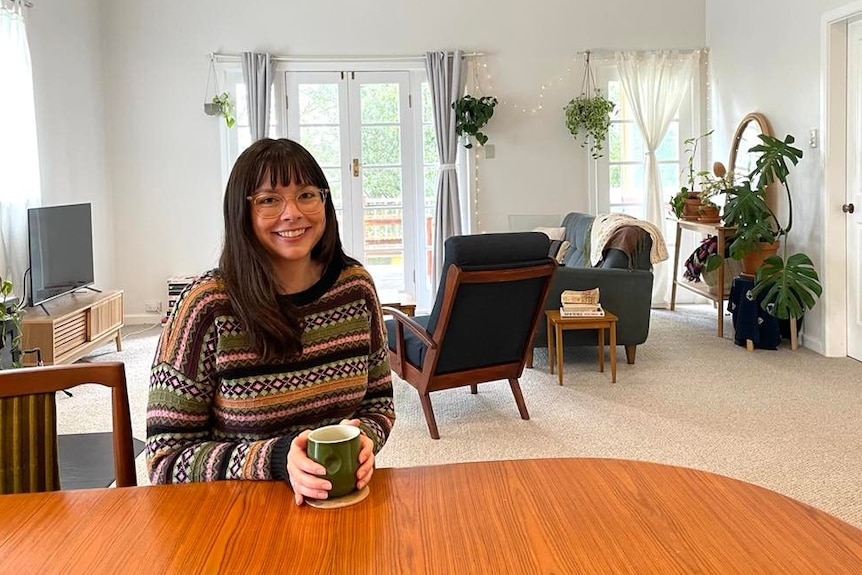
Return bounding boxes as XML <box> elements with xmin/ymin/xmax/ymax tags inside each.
<box><xmin>822</xmin><ymin>2</ymin><xmax>862</xmax><ymax>357</ymax></box>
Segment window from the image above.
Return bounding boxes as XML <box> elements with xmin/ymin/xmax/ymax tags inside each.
<box><xmin>594</xmin><ymin>65</ymin><xmax>698</xmax><ymax>245</ymax></box>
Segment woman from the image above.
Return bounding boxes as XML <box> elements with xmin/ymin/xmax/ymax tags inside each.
<box><xmin>146</xmin><ymin>138</ymin><xmax>395</xmax><ymax>504</ymax></box>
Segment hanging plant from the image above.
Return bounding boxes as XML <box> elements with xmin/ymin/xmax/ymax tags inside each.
<box><xmin>453</xmin><ymin>95</ymin><xmax>498</xmax><ymax>149</ymax></box>
<box><xmin>203</xmin><ymin>56</ymin><xmax>236</xmax><ymax>128</ymax></box>
<box><xmin>564</xmin><ymin>51</ymin><xmax>616</xmax><ymax>159</ymax></box>
<box><xmin>210</xmin><ymin>92</ymin><xmax>236</xmax><ymax>128</ymax></box>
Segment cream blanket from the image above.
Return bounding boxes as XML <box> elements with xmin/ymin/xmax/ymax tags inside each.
<box><xmin>589</xmin><ymin>213</ymin><xmax>669</xmax><ymax>266</ymax></box>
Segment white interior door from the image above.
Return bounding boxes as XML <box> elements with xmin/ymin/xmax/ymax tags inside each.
<box><xmin>285</xmin><ymin>71</ymin><xmax>418</xmax><ymax>303</ymax></box>
<box><xmin>847</xmin><ymin>20</ymin><xmax>862</xmax><ymax>360</ymax></box>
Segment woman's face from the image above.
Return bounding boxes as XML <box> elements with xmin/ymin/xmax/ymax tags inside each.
<box><xmin>248</xmin><ymin>177</ymin><xmax>327</xmax><ymax>272</ymax></box>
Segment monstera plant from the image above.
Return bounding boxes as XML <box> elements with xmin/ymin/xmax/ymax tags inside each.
<box><xmin>706</xmin><ymin>134</ymin><xmax>822</xmax><ymax>320</ymax></box>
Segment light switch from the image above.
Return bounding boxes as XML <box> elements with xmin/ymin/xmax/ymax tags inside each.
<box><xmin>809</xmin><ymin>128</ymin><xmax>818</xmax><ymax>148</ymax></box>
<box><xmin>484</xmin><ymin>144</ymin><xmax>496</xmax><ymax>159</ymax></box>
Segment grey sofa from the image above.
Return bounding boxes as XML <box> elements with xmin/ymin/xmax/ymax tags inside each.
<box><xmin>532</xmin><ymin>212</ymin><xmax>654</xmax><ymax>364</ymax></box>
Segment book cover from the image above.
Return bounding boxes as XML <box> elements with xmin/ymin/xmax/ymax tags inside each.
<box><xmin>561</xmin><ymin>302</ymin><xmax>603</xmax><ymax>312</ymax></box>
<box><xmin>559</xmin><ymin>306</ymin><xmax>605</xmax><ymax>318</ymax></box>
<box><xmin>561</xmin><ymin>288</ymin><xmax>600</xmax><ymax>305</ymax></box>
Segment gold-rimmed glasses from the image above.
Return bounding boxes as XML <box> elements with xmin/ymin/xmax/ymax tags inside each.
<box><xmin>246</xmin><ymin>188</ymin><xmax>329</xmax><ymax>218</ymax></box>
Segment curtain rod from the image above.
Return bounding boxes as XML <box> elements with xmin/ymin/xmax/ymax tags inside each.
<box><xmin>211</xmin><ymin>51</ymin><xmax>484</xmax><ymax>64</ymax></box>
<box><xmin>576</xmin><ymin>48</ymin><xmax>707</xmax><ymax>59</ymax></box>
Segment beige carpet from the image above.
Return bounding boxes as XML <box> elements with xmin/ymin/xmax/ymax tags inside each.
<box><xmin>58</xmin><ymin>305</ymin><xmax>862</xmax><ymax>528</ymax></box>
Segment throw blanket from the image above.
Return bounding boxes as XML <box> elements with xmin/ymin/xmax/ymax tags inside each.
<box><xmin>590</xmin><ymin>213</ymin><xmax>670</xmax><ymax>266</ymax></box>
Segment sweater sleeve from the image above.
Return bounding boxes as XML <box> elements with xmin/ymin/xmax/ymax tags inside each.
<box><xmin>353</xmin><ymin>271</ymin><xmax>396</xmax><ymax>453</ymax></box>
<box><xmin>145</xmin><ymin>279</ymin><xmax>295</xmax><ymax>484</ymax></box>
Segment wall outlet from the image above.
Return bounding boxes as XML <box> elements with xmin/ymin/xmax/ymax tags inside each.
<box><xmin>144</xmin><ymin>300</ymin><xmax>162</xmax><ymax>313</ymax></box>
<box><xmin>484</xmin><ymin>144</ymin><xmax>496</xmax><ymax>159</ymax></box>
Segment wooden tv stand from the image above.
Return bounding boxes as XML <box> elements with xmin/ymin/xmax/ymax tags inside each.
<box><xmin>21</xmin><ymin>289</ymin><xmax>124</xmax><ymax>366</ymax></box>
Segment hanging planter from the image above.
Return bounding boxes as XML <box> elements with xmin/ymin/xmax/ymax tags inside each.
<box><xmin>204</xmin><ymin>56</ymin><xmax>236</xmax><ymax>128</ymax></box>
<box><xmin>453</xmin><ymin>95</ymin><xmax>498</xmax><ymax>149</ymax></box>
<box><xmin>564</xmin><ymin>51</ymin><xmax>616</xmax><ymax>159</ymax></box>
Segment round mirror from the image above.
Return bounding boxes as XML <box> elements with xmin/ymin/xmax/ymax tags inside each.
<box><xmin>728</xmin><ymin>112</ymin><xmax>775</xmax><ymax>209</ymax></box>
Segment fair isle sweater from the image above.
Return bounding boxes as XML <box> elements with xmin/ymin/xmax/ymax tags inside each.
<box><xmin>146</xmin><ymin>259</ymin><xmax>395</xmax><ymax>484</ymax></box>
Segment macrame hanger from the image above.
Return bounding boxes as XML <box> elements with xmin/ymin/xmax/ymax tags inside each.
<box><xmin>579</xmin><ymin>50</ymin><xmax>596</xmax><ymax>96</ymax></box>
<box><xmin>203</xmin><ymin>54</ymin><xmax>222</xmax><ymax>116</ymax></box>
<box><xmin>204</xmin><ymin>54</ymin><xmax>220</xmax><ymax>102</ymax></box>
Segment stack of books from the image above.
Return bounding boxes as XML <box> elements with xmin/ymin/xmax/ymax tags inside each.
<box><xmin>560</xmin><ymin>288</ymin><xmax>605</xmax><ymax>317</ymax></box>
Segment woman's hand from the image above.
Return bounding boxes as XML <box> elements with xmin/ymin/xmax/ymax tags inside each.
<box><xmin>340</xmin><ymin>418</ymin><xmax>375</xmax><ymax>490</ymax></box>
<box><xmin>287</xmin><ymin>430</ymin><xmax>330</xmax><ymax>506</ymax></box>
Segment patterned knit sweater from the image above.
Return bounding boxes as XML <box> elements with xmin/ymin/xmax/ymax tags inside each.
<box><xmin>146</xmin><ymin>259</ymin><xmax>395</xmax><ymax>484</ymax></box>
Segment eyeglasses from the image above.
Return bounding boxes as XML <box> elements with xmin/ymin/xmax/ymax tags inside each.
<box><xmin>246</xmin><ymin>188</ymin><xmax>329</xmax><ymax>218</ymax></box>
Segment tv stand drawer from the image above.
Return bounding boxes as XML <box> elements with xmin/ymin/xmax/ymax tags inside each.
<box><xmin>21</xmin><ymin>290</ymin><xmax>124</xmax><ymax>366</ymax></box>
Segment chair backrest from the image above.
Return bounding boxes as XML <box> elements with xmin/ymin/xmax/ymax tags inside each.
<box><xmin>0</xmin><ymin>361</ymin><xmax>136</xmax><ymax>493</ymax></box>
<box><xmin>427</xmin><ymin>233</ymin><xmax>555</xmax><ymax>374</ymax></box>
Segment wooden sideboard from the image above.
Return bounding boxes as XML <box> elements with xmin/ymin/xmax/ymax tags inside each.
<box><xmin>21</xmin><ymin>290</ymin><xmax>123</xmax><ymax>366</ymax></box>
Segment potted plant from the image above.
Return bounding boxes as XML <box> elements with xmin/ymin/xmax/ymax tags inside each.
<box><xmin>453</xmin><ymin>95</ymin><xmax>497</xmax><ymax>149</ymax></box>
<box><xmin>0</xmin><ymin>276</ymin><xmax>24</xmax><ymax>369</ymax></box>
<box><xmin>205</xmin><ymin>92</ymin><xmax>236</xmax><ymax>128</ymax></box>
<box><xmin>706</xmin><ymin>134</ymin><xmax>822</xmax><ymax>320</ymax></box>
<box><xmin>564</xmin><ymin>90</ymin><xmax>615</xmax><ymax>159</ymax></box>
<box><xmin>670</xmin><ymin>130</ymin><xmax>714</xmax><ymax>220</ymax></box>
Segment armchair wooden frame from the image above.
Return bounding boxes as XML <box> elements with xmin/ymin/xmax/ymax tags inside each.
<box><xmin>0</xmin><ymin>361</ymin><xmax>137</xmax><ymax>489</ymax></box>
<box><xmin>384</xmin><ymin>261</ymin><xmax>555</xmax><ymax>439</ymax></box>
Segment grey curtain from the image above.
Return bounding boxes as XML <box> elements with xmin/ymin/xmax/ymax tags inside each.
<box><xmin>425</xmin><ymin>50</ymin><xmax>466</xmax><ymax>293</ymax></box>
<box><xmin>241</xmin><ymin>52</ymin><xmax>274</xmax><ymax>141</ymax></box>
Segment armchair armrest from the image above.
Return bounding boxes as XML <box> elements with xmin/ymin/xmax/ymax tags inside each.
<box><xmin>382</xmin><ymin>306</ymin><xmax>437</xmax><ymax>376</ymax></box>
<box><xmin>381</xmin><ymin>307</ymin><xmax>437</xmax><ymax>349</ymax></box>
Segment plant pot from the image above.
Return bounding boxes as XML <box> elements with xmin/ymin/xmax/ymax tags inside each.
<box><xmin>741</xmin><ymin>240</ymin><xmax>780</xmax><ymax>277</ymax></box>
<box><xmin>203</xmin><ymin>102</ymin><xmax>220</xmax><ymax>116</ymax></box>
<box><xmin>682</xmin><ymin>193</ymin><xmax>702</xmax><ymax>221</ymax></box>
<box><xmin>697</xmin><ymin>205</ymin><xmax>720</xmax><ymax>223</ymax></box>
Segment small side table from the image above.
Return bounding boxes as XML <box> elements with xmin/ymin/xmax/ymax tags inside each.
<box><xmin>381</xmin><ymin>302</ymin><xmax>416</xmax><ymax>317</ymax></box>
<box><xmin>545</xmin><ymin>309</ymin><xmax>619</xmax><ymax>385</ymax></box>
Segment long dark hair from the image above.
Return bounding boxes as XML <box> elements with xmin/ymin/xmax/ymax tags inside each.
<box><xmin>219</xmin><ymin>138</ymin><xmax>347</xmax><ymax>360</ymax></box>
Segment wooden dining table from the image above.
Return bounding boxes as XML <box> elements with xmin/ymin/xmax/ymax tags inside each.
<box><xmin>2</xmin><ymin>458</ymin><xmax>861</xmax><ymax>574</ymax></box>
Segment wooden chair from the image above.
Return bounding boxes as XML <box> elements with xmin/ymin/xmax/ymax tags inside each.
<box><xmin>0</xmin><ymin>361</ymin><xmax>137</xmax><ymax>493</ymax></box>
<box><xmin>385</xmin><ymin>232</ymin><xmax>556</xmax><ymax>439</ymax></box>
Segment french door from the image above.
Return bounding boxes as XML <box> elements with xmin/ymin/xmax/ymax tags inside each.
<box><xmin>285</xmin><ymin>71</ymin><xmax>426</xmax><ymax>304</ymax></box>
<box><xmin>846</xmin><ymin>19</ymin><xmax>862</xmax><ymax>360</ymax></box>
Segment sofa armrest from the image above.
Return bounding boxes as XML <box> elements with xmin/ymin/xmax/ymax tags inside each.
<box><xmin>534</xmin><ymin>266</ymin><xmax>654</xmax><ymax>347</ymax></box>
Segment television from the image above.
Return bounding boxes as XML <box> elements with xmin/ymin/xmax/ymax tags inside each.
<box><xmin>28</xmin><ymin>203</ymin><xmax>96</xmax><ymax>307</ymax></box>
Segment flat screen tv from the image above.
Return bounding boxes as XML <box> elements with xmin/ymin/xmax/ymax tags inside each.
<box><xmin>28</xmin><ymin>203</ymin><xmax>95</xmax><ymax>307</ymax></box>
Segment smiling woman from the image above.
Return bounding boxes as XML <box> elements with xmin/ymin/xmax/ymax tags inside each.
<box><xmin>147</xmin><ymin>138</ymin><xmax>396</xmax><ymax>506</ymax></box>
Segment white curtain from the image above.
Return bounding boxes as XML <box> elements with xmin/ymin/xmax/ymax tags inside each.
<box><xmin>615</xmin><ymin>50</ymin><xmax>696</xmax><ymax>307</ymax></box>
<box><xmin>0</xmin><ymin>0</ymin><xmax>40</xmax><ymax>295</ymax></box>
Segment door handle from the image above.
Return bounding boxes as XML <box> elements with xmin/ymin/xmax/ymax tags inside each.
<box><xmin>352</xmin><ymin>158</ymin><xmax>359</xmax><ymax>177</ymax></box>
<box><xmin>843</xmin><ymin>203</ymin><xmax>855</xmax><ymax>213</ymax></box>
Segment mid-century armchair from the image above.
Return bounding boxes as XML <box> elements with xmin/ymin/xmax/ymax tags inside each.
<box><xmin>384</xmin><ymin>232</ymin><xmax>555</xmax><ymax>439</ymax></box>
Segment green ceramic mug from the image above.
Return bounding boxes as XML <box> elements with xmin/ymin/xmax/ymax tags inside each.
<box><xmin>306</xmin><ymin>424</ymin><xmax>361</xmax><ymax>498</ymax></box>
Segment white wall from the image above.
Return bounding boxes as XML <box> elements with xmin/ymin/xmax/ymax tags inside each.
<box><xmin>27</xmin><ymin>0</ymin><xmax>706</xmax><ymax>321</ymax></box>
<box><xmin>28</xmin><ymin>0</ymin><xmax>115</xmax><ymax>290</ymax></box>
<box><xmin>706</xmin><ymin>0</ymin><xmax>855</xmax><ymax>354</ymax></box>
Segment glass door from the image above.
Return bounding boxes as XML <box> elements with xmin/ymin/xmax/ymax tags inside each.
<box><xmin>286</xmin><ymin>71</ymin><xmax>418</xmax><ymax>302</ymax></box>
